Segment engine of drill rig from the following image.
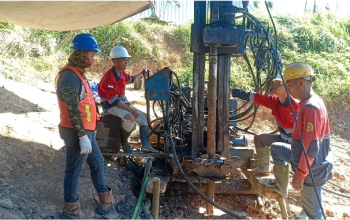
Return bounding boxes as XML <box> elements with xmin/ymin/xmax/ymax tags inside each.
<box><xmin>144</xmin><ymin>67</ymin><xmax>245</xmax><ymax>181</ymax></box>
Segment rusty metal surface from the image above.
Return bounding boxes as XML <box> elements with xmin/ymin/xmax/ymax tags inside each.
<box><xmin>144</xmin><ymin>67</ymin><xmax>170</xmax><ymax>101</ymax></box>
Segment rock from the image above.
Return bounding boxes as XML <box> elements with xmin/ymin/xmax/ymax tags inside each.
<box><xmin>326</xmin><ymin>209</ymin><xmax>334</xmax><ymax>217</ymax></box>
<box><xmin>0</xmin><ymin>199</ymin><xmax>13</xmax><ymax>209</ymax></box>
<box><xmin>0</xmin><ymin>208</ymin><xmax>26</xmax><ymax>220</ymax></box>
<box><xmin>343</xmin><ymin>212</ymin><xmax>350</xmax><ymax>218</ymax></box>
<box><xmin>103</xmin><ymin>211</ymin><xmax>124</xmax><ymax>220</ymax></box>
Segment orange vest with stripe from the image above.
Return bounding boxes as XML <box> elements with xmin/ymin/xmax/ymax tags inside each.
<box><xmin>55</xmin><ymin>65</ymin><xmax>99</xmax><ymax>131</ymax></box>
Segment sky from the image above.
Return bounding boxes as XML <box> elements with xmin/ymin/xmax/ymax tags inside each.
<box><xmin>271</xmin><ymin>0</ymin><xmax>350</xmax><ymax>15</ymax></box>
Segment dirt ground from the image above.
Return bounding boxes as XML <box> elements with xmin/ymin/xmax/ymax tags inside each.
<box><xmin>0</xmin><ymin>73</ymin><xmax>350</xmax><ymax>219</ymax></box>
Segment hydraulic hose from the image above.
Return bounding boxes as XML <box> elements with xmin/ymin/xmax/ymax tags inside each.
<box><xmin>264</xmin><ymin>1</ymin><xmax>326</xmax><ymax>218</ymax></box>
<box><xmin>145</xmin><ymin>91</ymin><xmax>161</xmax><ymax>136</ymax></box>
<box><xmin>132</xmin><ymin>160</ymin><xmax>152</xmax><ymax>219</ymax></box>
<box><xmin>165</xmin><ymin>133</ymin><xmax>248</xmax><ymax>219</ymax></box>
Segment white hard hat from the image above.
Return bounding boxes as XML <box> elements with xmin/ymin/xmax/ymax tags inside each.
<box><xmin>110</xmin><ymin>46</ymin><xmax>131</xmax><ymax>59</ymax></box>
<box><xmin>272</xmin><ymin>74</ymin><xmax>283</xmax><ymax>82</ymax></box>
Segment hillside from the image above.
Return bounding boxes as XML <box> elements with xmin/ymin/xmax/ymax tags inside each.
<box><xmin>0</xmin><ymin>11</ymin><xmax>350</xmax><ymax>219</ymax></box>
<box><xmin>1</xmin><ymin>12</ymin><xmax>350</xmax><ymax>137</ymax></box>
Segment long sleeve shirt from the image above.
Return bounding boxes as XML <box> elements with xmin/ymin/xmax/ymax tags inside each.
<box><xmin>232</xmin><ymin>89</ymin><xmax>299</xmax><ymax>143</ymax></box>
<box><xmin>98</xmin><ymin>66</ymin><xmax>134</xmax><ymax>113</ymax></box>
<box><xmin>290</xmin><ymin>93</ymin><xmax>333</xmax><ymax>185</ymax></box>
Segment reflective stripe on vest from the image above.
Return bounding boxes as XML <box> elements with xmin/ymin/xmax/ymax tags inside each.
<box><xmin>55</xmin><ymin>65</ymin><xmax>97</xmax><ymax>130</ymax></box>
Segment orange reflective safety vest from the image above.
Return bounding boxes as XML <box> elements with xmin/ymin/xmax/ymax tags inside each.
<box><xmin>55</xmin><ymin>65</ymin><xmax>99</xmax><ymax>131</ymax></box>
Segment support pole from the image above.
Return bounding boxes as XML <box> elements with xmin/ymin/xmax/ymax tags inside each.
<box><xmin>152</xmin><ymin>178</ymin><xmax>161</xmax><ymax>219</ymax></box>
<box><xmin>192</xmin><ymin>1</ymin><xmax>206</xmax><ymax>158</ymax></box>
<box><xmin>206</xmin><ymin>181</ymin><xmax>215</xmax><ymax>215</ymax></box>
<box><xmin>206</xmin><ymin>46</ymin><xmax>218</xmax><ymax>215</ymax></box>
<box><xmin>217</xmin><ymin>55</ymin><xmax>231</xmax><ymax>158</ymax></box>
<box><xmin>207</xmin><ymin>46</ymin><xmax>218</xmax><ymax>158</ymax></box>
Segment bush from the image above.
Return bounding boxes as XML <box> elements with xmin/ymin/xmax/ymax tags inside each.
<box><xmin>0</xmin><ymin>12</ymin><xmax>349</xmax><ymax>103</ymax></box>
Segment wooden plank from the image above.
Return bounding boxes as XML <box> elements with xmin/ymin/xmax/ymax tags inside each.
<box><xmin>243</xmin><ymin>169</ymin><xmax>301</xmax><ymax>199</ymax></box>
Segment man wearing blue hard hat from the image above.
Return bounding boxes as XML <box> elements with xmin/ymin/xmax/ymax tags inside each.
<box><xmin>55</xmin><ymin>33</ymin><xmax>119</xmax><ymax>218</ymax></box>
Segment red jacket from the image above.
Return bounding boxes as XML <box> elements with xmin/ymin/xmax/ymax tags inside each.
<box><xmin>98</xmin><ymin>67</ymin><xmax>131</xmax><ymax>102</ymax></box>
<box><xmin>232</xmin><ymin>89</ymin><xmax>299</xmax><ymax>139</ymax></box>
<box><xmin>290</xmin><ymin>93</ymin><xmax>332</xmax><ymax>183</ymax></box>
<box><xmin>253</xmin><ymin>93</ymin><xmax>299</xmax><ymax>131</ymax></box>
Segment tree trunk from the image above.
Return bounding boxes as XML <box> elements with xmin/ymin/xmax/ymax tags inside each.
<box><xmin>313</xmin><ymin>0</ymin><xmax>317</xmax><ymax>13</ymax></box>
<box><xmin>304</xmin><ymin>1</ymin><xmax>308</xmax><ymax>12</ymax></box>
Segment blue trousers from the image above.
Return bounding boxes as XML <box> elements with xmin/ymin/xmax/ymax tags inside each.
<box><xmin>59</xmin><ymin>126</ymin><xmax>109</xmax><ymax>203</ymax></box>
<box><xmin>271</xmin><ymin>142</ymin><xmax>324</xmax><ymax>219</ymax></box>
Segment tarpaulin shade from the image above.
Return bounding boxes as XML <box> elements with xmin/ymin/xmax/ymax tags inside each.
<box><xmin>0</xmin><ymin>1</ymin><xmax>152</xmax><ymax>31</ymax></box>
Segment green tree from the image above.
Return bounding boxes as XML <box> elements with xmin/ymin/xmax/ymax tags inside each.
<box><xmin>253</xmin><ymin>1</ymin><xmax>260</xmax><ymax>8</ymax></box>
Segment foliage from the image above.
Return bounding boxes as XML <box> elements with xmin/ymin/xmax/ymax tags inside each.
<box><xmin>231</xmin><ymin>12</ymin><xmax>350</xmax><ymax>103</ymax></box>
<box><xmin>0</xmin><ymin>12</ymin><xmax>350</xmax><ymax>103</ymax></box>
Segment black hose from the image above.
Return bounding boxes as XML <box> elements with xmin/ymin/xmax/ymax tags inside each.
<box><xmin>165</xmin><ymin>133</ymin><xmax>248</xmax><ymax>219</ymax></box>
<box><xmin>145</xmin><ymin>91</ymin><xmax>161</xmax><ymax>135</ymax></box>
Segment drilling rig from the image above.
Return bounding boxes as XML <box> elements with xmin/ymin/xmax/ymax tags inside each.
<box><xmin>97</xmin><ymin>1</ymin><xmax>288</xmax><ymax>218</ymax></box>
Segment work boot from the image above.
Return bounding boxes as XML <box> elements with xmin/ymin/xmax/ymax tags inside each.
<box><xmin>296</xmin><ymin>208</ymin><xmax>308</xmax><ymax>219</ymax></box>
<box><xmin>139</xmin><ymin>125</ymin><xmax>159</xmax><ymax>153</ymax></box>
<box><xmin>61</xmin><ymin>200</ymin><xmax>84</xmax><ymax>219</ymax></box>
<box><xmin>248</xmin><ymin>146</ymin><xmax>270</xmax><ymax>176</ymax></box>
<box><xmin>262</xmin><ymin>164</ymin><xmax>289</xmax><ymax>198</ymax></box>
<box><xmin>121</xmin><ymin>128</ymin><xmax>132</xmax><ymax>153</ymax></box>
<box><xmin>96</xmin><ymin>188</ymin><xmax>117</xmax><ymax>215</ymax></box>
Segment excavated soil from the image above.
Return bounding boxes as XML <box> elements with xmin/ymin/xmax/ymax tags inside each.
<box><xmin>0</xmin><ymin>74</ymin><xmax>350</xmax><ymax>219</ymax></box>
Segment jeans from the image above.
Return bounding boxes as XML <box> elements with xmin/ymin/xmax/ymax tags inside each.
<box><xmin>107</xmin><ymin>105</ymin><xmax>148</xmax><ymax>132</ymax></box>
<box><xmin>254</xmin><ymin>133</ymin><xmax>282</xmax><ymax>148</ymax></box>
<box><xmin>271</xmin><ymin>142</ymin><xmax>324</xmax><ymax>219</ymax></box>
<box><xmin>59</xmin><ymin>126</ymin><xmax>109</xmax><ymax>203</ymax></box>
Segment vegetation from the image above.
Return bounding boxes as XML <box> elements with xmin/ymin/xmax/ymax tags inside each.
<box><xmin>0</xmin><ymin>12</ymin><xmax>349</xmax><ymax>105</ymax></box>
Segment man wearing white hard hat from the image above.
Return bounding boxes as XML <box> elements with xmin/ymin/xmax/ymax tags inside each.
<box><xmin>231</xmin><ymin>74</ymin><xmax>299</xmax><ymax>176</ymax></box>
<box><xmin>98</xmin><ymin>46</ymin><xmax>158</xmax><ymax>154</ymax></box>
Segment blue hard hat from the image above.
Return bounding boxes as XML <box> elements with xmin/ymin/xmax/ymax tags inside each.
<box><xmin>71</xmin><ymin>33</ymin><xmax>101</xmax><ymax>52</ymax></box>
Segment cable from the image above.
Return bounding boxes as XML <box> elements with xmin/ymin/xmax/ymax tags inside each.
<box><xmin>165</xmin><ymin>133</ymin><xmax>248</xmax><ymax>219</ymax></box>
<box><xmin>264</xmin><ymin>1</ymin><xmax>326</xmax><ymax>219</ymax></box>
<box><xmin>232</xmin><ymin>10</ymin><xmax>281</xmax><ymax>131</ymax></box>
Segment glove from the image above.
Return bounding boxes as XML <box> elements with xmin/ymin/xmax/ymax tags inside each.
<box><xmin>231</xmin><ymin>88</ymin><xmax>242</xmax><ymax>97</ymax></box>
<box><xmin>231</xmin><ymin>88</ymin><xmax>251</xmax><ymax>101</ymax></box>
<box><xmin>79</xmin><ymin>134</ymin><xmax>92</xmax><ymax>154</ymax></box>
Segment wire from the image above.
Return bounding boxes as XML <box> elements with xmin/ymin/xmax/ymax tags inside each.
<box><xmin>233</xmin><ymin>10</ymin><xmax>281</xmax><ymax>131</ymax></box>
<box><xmin>264</xmin><ymin>1</ymin><xmax>326</xmax><ymax>219</ymax></box>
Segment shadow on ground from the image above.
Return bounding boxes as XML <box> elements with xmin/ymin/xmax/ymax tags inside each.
<box><xmin>0</xmin><ymin>87</ymin><xmax>47</xmax><ymax>114</ymax></box>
